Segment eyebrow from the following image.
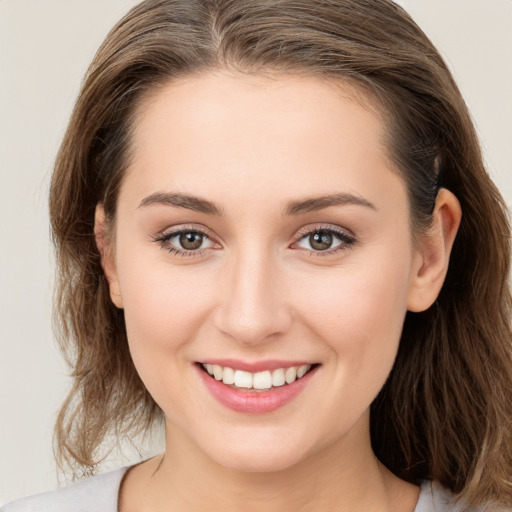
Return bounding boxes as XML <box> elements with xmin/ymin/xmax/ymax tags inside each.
<box><xmin>138</xmin><ymin>191</ymin><xmax>376</xmax><ymax>217</ymax></box>
<box><xmin>138</xmin><ymin>192</ymin><xmax>222</xmax><ymax>215</ymax></box>
<box><xmin>285</xmin><ymin>192</ymin><xmax>377</xmax><ymax>215</ymax></box>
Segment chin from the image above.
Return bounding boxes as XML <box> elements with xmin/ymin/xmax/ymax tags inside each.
<box><xmin>214</xmin><ymin>448</ymin><xmax>305</xmax><ymax>474</ymax></box>
<box><xmin>195</xmin><ymin>428</ymin><xmax>316</xmax><ymax>474</ymax></box>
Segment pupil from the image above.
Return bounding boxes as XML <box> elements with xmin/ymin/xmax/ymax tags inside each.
<box><xmin>310</xmin><ymin>232</ymin><xmax>332</xmax><ymax>251</ymax></box>
<box><xmin>179</xmin><ymin>232</ymin><xmax>203</xmax><ymax>250</ymax></box>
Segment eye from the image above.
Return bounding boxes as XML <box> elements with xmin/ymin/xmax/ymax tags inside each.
<box><xmin>154</xmin><ymin>228</ymin><xmax>217</xmax><ymax>255</ymax></box>
<box><xmin>295</xmin><ymin>227</ymin><xmax>355</xmax><ymax>253</ymax></box>
<box><xmin>175</xmin><ymin>231</ymin><xmax>208</xmax><ymax>251</ymax></box>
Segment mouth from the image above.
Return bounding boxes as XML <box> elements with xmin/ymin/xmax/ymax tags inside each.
<box><xmin>195</xmin><ymin>361</ymin><xmax>320</xmax><ymax>413</ymax></box>
<box><xmin>197</xmin><ymin>362</ymin><xmax>320</xmax><ymax>392</ymax></box>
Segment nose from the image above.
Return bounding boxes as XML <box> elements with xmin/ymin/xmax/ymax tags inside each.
<box><xmin>213</xmin><ymin>248</ymin><xmax>293</xmax><ymax>346</ymax></box>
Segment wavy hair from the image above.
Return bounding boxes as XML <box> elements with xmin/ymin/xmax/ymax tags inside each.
<box><xmin>50</xmin><ymin>0</ymin><xmax>512</xmax><ymax>507</ymax></box>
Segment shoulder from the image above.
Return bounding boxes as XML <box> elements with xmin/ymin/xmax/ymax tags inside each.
<box><xmin>1</xmin><ymin>467</ymin><xmax>128</xmax><ymax>512</ymax></box>
<box><xmin>415</xmin><ymin>481</ymin><xmax>509</xmax><ymax>512</ymax></box>
<box><xmin>415</xmin><ymin>481</ymin><xmax>465</xmax><ymax>511</ymax></box>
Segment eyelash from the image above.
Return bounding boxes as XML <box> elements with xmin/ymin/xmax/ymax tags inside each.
<box><xmin>153</xmin><ymin>225</ymin><xmax>217</xmax><ymax>258</ymax></box>
<box><xmin>293</xmin><ymin>225</ymin><xmax>356</xmax><ymax>256</ymax></box>
<box><xmin>153</xmin><ymin>224</ymin><xmax>356</xmax><ymax>258</ymax></box>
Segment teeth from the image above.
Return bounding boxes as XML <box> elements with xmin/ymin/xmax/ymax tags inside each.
<box><xmin>297</xmin><ymin>364</ymin><xmax>309</xmax><ymax>379</ymax></box>
<box><xmin>234</xmin><ymin>370</ymin><xmax>252</xmax><ymax>388</ymax></box>
<box><xmin>222</xmin><ymin>366</ymin><xmax>235</xmax><ymax>385</ymax></box>
<box><xmin>212</xmin><ymin>365</ymin><xmax>223</xmax><ymax>380</ymax></box>
<box><xmin>272</xmin><ymin>368</ymin><xmax>285</xmax><ymax>387</ymax></box>
<box><xmin>253</xmin><ymin>370</ymin><xmax>272</xmax><ymax>390</ymax></box>
<box><xmin>202</xmin><ymin>363</ymin><xmax>312</xmax><ymax>390</ymax></box>
<box><xmin>285</xmin><ymin>366</ymin><xmax>297</xmax><ymax>384</ymax></box>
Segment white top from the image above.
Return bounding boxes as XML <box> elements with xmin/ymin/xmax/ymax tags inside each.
<box><xmin>1</xmin><ymin>468</ymin><xmax>486</xmax><ymax>511</ymax></box>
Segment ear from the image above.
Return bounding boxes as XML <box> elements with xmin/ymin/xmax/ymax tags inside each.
<box><xmin>407</xmin><ymin>188</ymin><xmax>462</xmax><ymax>312</ymax></box>
<box><xmin>94</xmin><ymin>204</ymin><xmax>123</xmax><ymax>309</ymax></box>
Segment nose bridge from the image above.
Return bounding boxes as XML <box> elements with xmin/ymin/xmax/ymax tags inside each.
<box><xmin>215</xmin><ymin>241</ymin><xmax>292</xmax><ymax>345</ymax></box>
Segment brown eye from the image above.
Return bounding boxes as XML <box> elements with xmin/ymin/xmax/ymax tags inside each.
<box><xmin>309</xmin><ymin>232</ymin><xmax>333</xmax><ymax>251</ymax></box>
<box><xmin>179</xmin><ymin>232</ymin><xmax>204</xmax><ymax>250</ymax></box>
<box><xmin>295</xmin><ymin>227</ymin><xmax>354</xmax><ymax>254</ymax></box>
<box><xmin>156</xmin><ymin>228</ymin><xmax>216</xmax><ymax>255</ymax></box>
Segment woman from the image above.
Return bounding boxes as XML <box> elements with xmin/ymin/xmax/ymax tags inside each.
<box><xmin>4</xmin><ymin>0</ymin><xmax>511</xmax><ymax>510</ymax></box>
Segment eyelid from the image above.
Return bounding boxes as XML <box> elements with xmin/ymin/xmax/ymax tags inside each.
<box><xmin>294</xmin><ymin>223</ymin><xmax>355</xmax><ymax>240</ymax></box>
<box><xmin>156</xmin><ymin>223</ymin><xmax>217</xmax><ymax>240</ymax></box>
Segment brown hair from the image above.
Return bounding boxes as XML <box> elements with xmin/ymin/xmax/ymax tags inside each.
<box><xmin>50</xmin><ymin>0</ymin><xmax>512</xmax><ymax>507</ymax></box>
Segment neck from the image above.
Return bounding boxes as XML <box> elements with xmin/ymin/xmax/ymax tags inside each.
<box><xmin>122</xmin><ymin>414</ymin><xmax>418</xmax><ymax>512</ymax></box>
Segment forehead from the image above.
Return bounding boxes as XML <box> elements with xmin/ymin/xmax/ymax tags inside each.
<box><xmin>132</xmin><ymin>70</ymin><xmax>385</xmax><ymax>152</ymax></box>
<box><xmin>121</xmin><ymin>71</ymin><xmax>404</xmax><ymax>215</ymax></box>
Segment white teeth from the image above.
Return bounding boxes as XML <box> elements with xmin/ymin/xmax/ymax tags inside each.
<box><xmin>202</xmin><ymin>363</ymin><xmax>314</xmax><ymax>389</ymax></box>
<box><xmin>297</xmin><ymin>364</ymin><xmax>311</xmax><ymax>379</ymax></box>
<box><xmin>285</xmin><ymin>366</ymin><xmax>297</xmax><ymax>384</ymax></box>
<box><xmin>234</xmin><ymin>370</ymin><xmax>253</xmax><ymax>389</ymax></box>
<box><xmin>212</xmin><ymin>365</ymin><xmax>223</xmax><ymax>380</ymax></box>
<box><xmin>253</xmin><ymin>371</ymin><xmax>272</xmax><ymax>390</ymax></box>
<box><xmin>222</xmin><ymin>366</ymin><xmax>235</xmax><ymax>385</ymax></box>
<box><xmin>272</xmin><ymin>368</ymin><xmax>285</xmax><ymax>387</ymax></box>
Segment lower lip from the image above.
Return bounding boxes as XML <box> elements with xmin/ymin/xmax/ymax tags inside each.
<box><xmin>196</xmin><ymin>365</ymin><xmax>319</xmax><ymax>414</ymax></box>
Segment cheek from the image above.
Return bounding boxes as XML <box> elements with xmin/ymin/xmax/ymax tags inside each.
<box><xmin>294</xmin><ymin>247</ymin><xmax>412</xmax><ymax>381</ymax></box>
<box><xmin>114</xmin><ymin>246</ymin><xmax>216</xmax><ymax>388</ymax></box>
<box><xmin>291</xmin><ymin>254</ymin><xmax>411</xmax><ymax>441</ymax></box>
<box><xmin>122</xmin><ymin>272</ymin><xmax>206</xmax><ymax>344</ymax></box>
<box><xmin>121</xmin><ymin>271</ymin><xmax>208</xmax><ymax>344</ymax></box>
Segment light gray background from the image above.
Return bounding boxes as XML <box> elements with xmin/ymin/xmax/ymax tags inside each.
<box><xmin>1</xmin><ymin>0</ymin><xmax>511</xmax><ymax>505</ymax></box>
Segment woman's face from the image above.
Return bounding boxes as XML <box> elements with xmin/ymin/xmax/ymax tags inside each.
<box><xmin>102</xmin><ymin>71</ymin><xmax>427</xmax><ymax>472</ymax></box>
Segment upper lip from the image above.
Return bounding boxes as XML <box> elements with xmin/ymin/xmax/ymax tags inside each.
<box><xmin>197</xmin><ymin>359</ymin><xmax>319</xmax><ymax>373</ymax></box>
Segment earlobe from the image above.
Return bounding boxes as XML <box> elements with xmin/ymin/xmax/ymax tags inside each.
<box><xmin>407</xmin><ymin>188</ymin><xmax>462</xmax><ymax>312</ymax></box>
<box><xmin>94</xmin><ymin>204</ymin><xmax>123</xmax><ymax>309</ymax></box>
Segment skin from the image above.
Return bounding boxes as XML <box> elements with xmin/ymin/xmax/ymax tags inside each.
<box><xmin>96</xmin><ymin>71</ymin><xmax>461</xmax><ymax>511</ymax></box>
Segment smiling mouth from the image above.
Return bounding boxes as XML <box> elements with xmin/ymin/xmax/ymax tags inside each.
<box><xmin>197</xmin><ymin>362</ymin><xmax>320</xmax><ymax>392</ymax></box>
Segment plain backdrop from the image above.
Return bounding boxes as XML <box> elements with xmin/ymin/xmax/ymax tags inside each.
<box><xmin>1</xmin><ymin>0</ymin><xmax>511</xmax><ymax>505</ymax></box>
